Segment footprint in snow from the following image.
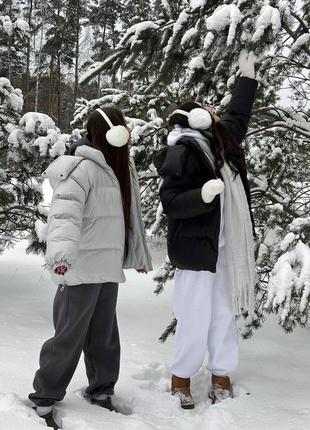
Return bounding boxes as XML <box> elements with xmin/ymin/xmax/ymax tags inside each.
<box><xmin>74</xmin><ymin>388</ymin><xmax>133</xmax><ymax>416</ymax></box>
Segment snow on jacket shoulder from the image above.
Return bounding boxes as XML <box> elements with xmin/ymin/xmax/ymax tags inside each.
<box><xmin>42</xmin><ymin>145</ymin><xmax>152</xmax><ymax>286</ymax></box>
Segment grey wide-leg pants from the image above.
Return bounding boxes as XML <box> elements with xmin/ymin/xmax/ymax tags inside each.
<box><xmin>29</xmin><ymin>282</ymin><xmax>120</xmax><ymax>407</ymax></box>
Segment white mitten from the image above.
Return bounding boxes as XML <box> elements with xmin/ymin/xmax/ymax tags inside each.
<box><xmin>238</xmin><ymin>50</ymin><xmax>256</xmax><ymax>79</ymax></box>
<box><xmin>201</xmin><ymin>179</ymin><xmax>225</xmax><ymax>203</ymax></box>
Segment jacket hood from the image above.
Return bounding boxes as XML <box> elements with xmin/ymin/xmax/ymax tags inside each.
<box><xmin>75</xmin><ymin>145</ymin><xmax>110</xmax><ymax>170</ymax></box>
<box><xmin>43</xmin><ymin>145</ymin><xmax>111</xmax><ymax>187</ymax></box>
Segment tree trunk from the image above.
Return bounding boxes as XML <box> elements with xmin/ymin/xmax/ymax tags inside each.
<box><xmin>24</xmin><ymin>0</ymin><xmax>33</xmax><ymax>111</ymax></box>
<box><xmin>35</xmin><ymin>1</ymin><xmax>45</xmax><ymax>112</ymax></box>
<box><xmin>74</xmin><ymin>0</ymin><xmax>80</xmax><ymax>100</ymax></box>
<box><xmin>48</xmin><ymin>55</ymin><xmax>55</xmax><ymax>116</ymax></box>
<box><xmin>57</xmin><ymin>53</ymin><xmax>61</xmax><ymax>127</ymax></box>
<box><xmin>7</xmin><ymin>0</ymin><xmax>13</xmax><ymax>81</ymax></box>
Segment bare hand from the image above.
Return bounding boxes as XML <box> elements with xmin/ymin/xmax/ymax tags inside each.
<box><xmin>136</xmin><ymin>268</ymin><xmax>147</xmax><ymax>274</ymax></box>
<box><xmin>54</xmin><ymin>265</ymin><xmax>68</xmax><ymax>275</ymax></box>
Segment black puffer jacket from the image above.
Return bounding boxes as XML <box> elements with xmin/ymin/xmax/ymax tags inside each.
<box><xmin>153</xmin><ymin>77</ymin><xmax>258</xmax><ymax>272</ymax></box>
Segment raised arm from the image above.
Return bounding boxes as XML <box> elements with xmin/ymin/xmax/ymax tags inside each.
<box><xmin>220</xmin><ymin>51</ymin><xmax>258</xmax><ymax>145</ymax></box>
<box><xmin>220</xmin><ymin>77</ymin><xmax>258</xmax><ymax>145</ymax></box>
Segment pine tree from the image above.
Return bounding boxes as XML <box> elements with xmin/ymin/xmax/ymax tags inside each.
<box><xmin>0</xmin><ymin>78</ymin><xmax>67</xmax><ymax>255</ymax></box>
<box><xmin>86</xmin><ymin>0</ymin><xmax>123</xmax><ymax>93</ymax></box>
<box><xmin>79</xmin><ymin>0</ymin><xmax>310</xmax><ymax>336</ymax></box>
<box><xmin>0</xmin><ymin>2</ymin><xmax>30</xmax><ymax>85</ymax></box>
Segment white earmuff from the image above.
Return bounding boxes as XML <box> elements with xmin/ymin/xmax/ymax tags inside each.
<box><xmin>172</xmin><ymin>108</ymin><xmax>212</xmax><ymax>130</ymax></box>
<box><xmin>96</xmin><ymin>108</ymin><xmax>129</xmax><ymax>147</ymax></box>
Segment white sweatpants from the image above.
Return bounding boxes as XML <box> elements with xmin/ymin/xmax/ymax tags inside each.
<box><xmin>170</xmin><ymin>247</ymin><xmax>239</xmax><ymax>378</ymax></box>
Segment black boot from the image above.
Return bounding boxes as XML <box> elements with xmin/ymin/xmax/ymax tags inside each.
<box><xmin>41</xmin><ymin>411</ymin><xmax>61</xmax><ymax>429</ymax></box>
<box><xmin>90</xmin><ymin>396</ymin><xmax>118</xmax><ymax>413</ymax></box>
<box><xmin>33</xmin><ymin>407</ymin><xmax>61</xmax><ymax>429</ymax></box>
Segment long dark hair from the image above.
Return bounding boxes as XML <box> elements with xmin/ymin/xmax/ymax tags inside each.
<box><xmin>86</xmin><ymin>106</ymin><xmax>131</xmax><ymax>233</ymax></box>
<box><xmin>169</xmin><ymin>101</ymin><xmax>247</xmax><ymax>177</ymax></box>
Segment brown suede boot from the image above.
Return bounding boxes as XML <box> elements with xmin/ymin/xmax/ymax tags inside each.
<box><xmin>209</xmin><ymin>375</ymin><xmax>233</xmax><ymax>404</ymax></box>
<box><xmin>171</xmin><ymin>375</ymin><xmax>195</xmax><ymax>409</ymax></box>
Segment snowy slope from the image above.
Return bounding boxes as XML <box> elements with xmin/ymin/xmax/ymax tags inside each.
<box><xmin>0</xmin><ymin>241</ymin><xmax>310</xmax><ymax>430</ymax></box>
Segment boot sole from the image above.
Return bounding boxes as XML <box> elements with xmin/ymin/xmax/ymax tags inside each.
<box><xmin>181</xmin><ymin>404</ymin><xmax>195</xmax><ymax>410</ymax></box>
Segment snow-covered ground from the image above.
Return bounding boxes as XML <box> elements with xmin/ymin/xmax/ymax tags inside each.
<box><xmin>1</xmin><ymin>241</ymin><xmax>310</xmax><ymax>430</ymax></box>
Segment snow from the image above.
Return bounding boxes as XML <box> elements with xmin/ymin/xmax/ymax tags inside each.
<box><xmin>49</xmin><ymin>134</ymin><xmax>70</xmax><ymax>158</ymax></box>
<box><xmin>277</xmin><ymin>0</ymin><xmax>293</xmax><ymax>21</ymax></box>
<box><xmin>203</xmin><ymin>32</ymin><xmax>214</xmax><ymax>50</ymax></box>
<box><xmin>269</xmin><ymin>107</ymin><xmax>310</xmax><ymax>137</ymax></box>
<box><xmin>290</xmin><ymin>217</ymin><xmax>310</xmax><ymax>232</ymax></box>
<box><xmin>0</xmin><ymin>78</ymin><xmax>24</xmax><ymax>113</ymax></box>
<box><xmin>266</xmin><ymin>240</ymin><xmax>310</xmax><ymax>320</ymax></box>
<box><xmin>267</xmin><ymin>251</ymin><xmax>297</xmax><ymax>309</ymax></box>
<box><xmin>15</xmin><ymin>19</ymin><xmax>29</xmax><ymax>33</ymax></box>
<box><xmin>8</xmin><ymin>89</ymin><xmax>24</xmax><ymax>113</ymax></box>
<box><xmin>1</xmin><ymin>16</ymin><xmax>13</xmax><ymax>36</ymax></box>
<box><xmin>189</xmin><ymin>0</ymin><xmax>206</xmax><ymax>10</ymax></box>
<box><xmin>0</xmin><ymin>16</ymin><xmax>29</xmax><ymax>35</ymax></box>
<box><xmin>295</xmin><ymin>242</ymin><xmax>310</xmax><ymax>290</ymax></box>
<box><xmin>252</xmin><ymin>5</ymin><xmax>282</xmax><ymax>43</ymax></box>
<box><xmin>270</xmin><ymin>203</ymin><xmax>284</xmax><ymax>212</ymax></box>
<box><xmin>8</xmin><ymin>128</ymin><xmax>25</xmax><ymax>147</ymax></box>
<box><xmin>19</xmin><ymin>112</ymin><xmax>57</xmax><ymax>135</ymax></box>
<box><xmin>269</xmin><ymin>146</ymin><xmax>282</xmax><ymax>160</ymax></box>
<box><xmin>148</xmin><ymin>202</ymin><xmax>164</xmax><ymax>236</ymax></box>
<box><xmin>71</xmin><ymin>91</ymin><xmax>128</xmax><ymax>127</ymax></box>
<box><xmin>34</xmin><ymin>220</ymin><xmax>47</xmax><ymax>243</ymax></box>
<box><xmin>264</xmin><ymin>226</ymin><xmax>283</xmax><ymax>248</ymax></box>
<box><xmin>291</xmin><ymin>33</ymin><xmax>310</xmax><ymax>53</ymax></box>
<box><xmin>0</xmin><ymin>77</ymin><xmax>11</xmax><ymax>88</ymax></box>
<box><xmin>32</xmin><ymin>130</ymin><xmax>67</xmax><ymax>157</ymax></box>
<box><xmin>118</xmin><ymin>21</ymin><xmax>159</xmax><ymax>47</ymax></box>
<box><xmin>32</xmin><ymin>136</ymin><xmax>50</xmax><ymax>156</ymax></box>
<box><xmin>280</xmin><ymin>232</ymin><xmax>295</xmax><ymax>251</ymax></box>
<box><xmin>164</xmin><ymin>10</ymin><xmax>189</xmax><ymax>57</ymax></box>
<box><xmin>205</xmin><ymin>5</ymin><xmax>242</xmax><ymax>46</ymax></box>
<box><xmin>300</xmin><ymin>283</ymin><xmax>310</xmax><ymax>313</ymax></box>
<box><xmin>181</xmin><ymin>28</ymin><xmax>198</xmax><ymax>46</ymax></box>
<box><xmin>79</xmin><ymin>62</ymin><xmax>104</xmax><ymax>85</ymax></box>
<box><xmin>252</xmin><ymin>175</ymin><xmax>268</xmax><ymax>192</ymax></box>
<box><xmin>79</xmin><ymin>50</ymin><xmax>121</xmax><ymax>85</ymax></box>
<box><xmin>220</xmin><ymin>94</ymin><xmax>232</xmax><ymax>107</ymax></box>
<box><xmin>188</xmin><ymin>56</ymin><xmax>205</xmax><ymax>70</ymax></box>
<box><xmin>227</xmin><ymin>75</ymin><xmax>235</xmax><ymax>88</ymax></box>
<box><xmin>1</xmin><ymin>241</ymin><xmax>310</xmax><ymax>430</ymax></box>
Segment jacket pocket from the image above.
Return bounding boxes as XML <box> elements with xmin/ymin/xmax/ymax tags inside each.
<box><xmin>177</xmin><ymin>216</ymin><xmax>216</xmax><ymax>239</ymax></box>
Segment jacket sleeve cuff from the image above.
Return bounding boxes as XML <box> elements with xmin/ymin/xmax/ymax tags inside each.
<box><xmin>46</xmin><ymin>259</ymin><xmax>72</xmax><ymax>272</ymax></box>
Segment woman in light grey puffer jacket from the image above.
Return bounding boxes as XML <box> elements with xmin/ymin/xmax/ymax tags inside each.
<box><xmin>29</xmin><ymin>106</ymin><xmax>152</xmax><ymax>427</ymax></box>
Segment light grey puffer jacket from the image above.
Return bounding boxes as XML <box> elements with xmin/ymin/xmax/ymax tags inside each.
<box><xmin>43</xmin><ymin>145</ymin><xmax>152</xmax><ymax>286</ymax></box>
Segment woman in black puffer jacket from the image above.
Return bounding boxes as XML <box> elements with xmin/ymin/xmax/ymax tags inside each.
<box><xmin>153</xmin><ymin>51</ymin><xmax>258</xmax><ymax>409</ymax></box>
